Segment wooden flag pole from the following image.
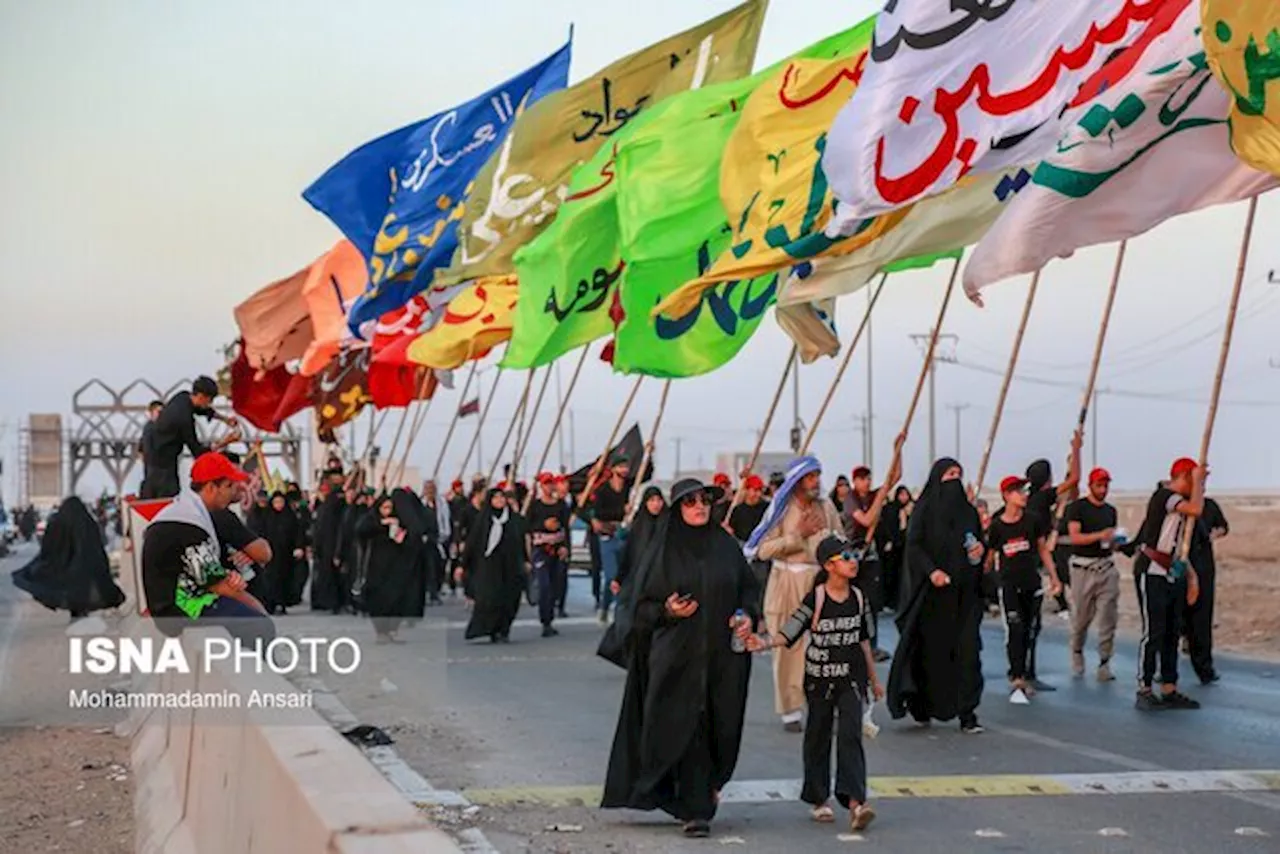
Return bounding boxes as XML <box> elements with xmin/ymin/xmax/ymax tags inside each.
<box><xmin>486</xmin><ymin>370</ymin><xmax>535</xmax><ymax>485</ymax></box>
<box><xmin>1044</xmin><ymin>240</ymin><xmax>1129</xmax><ymax>545</ymax></box>
<box><xmin>576</xmin><ymin>375</ymin><xmax>644</xmax><ymax>509</ymax></box>
<box><xmin>800</xmin><ymin>273</ymin><xmax>889</xmax><ymax>455</ymax></box>
<box><xmin>972</xmin><ymin>269</ymin><xmax>1042</xmax><ymax>498</ymax></box>
<box><xmin>522</xmin><ymin>346</ymin><xmax>590</xmax><ymax>514</ymax></box>
<box><xmin>724</xmin><ymin>346</ymin><xmax>797</xmax><ymax>520</ymax></box>
<box><xmin>456</xmin><ymin>367</ymin><xmax>505</xmax><ymax>484</ymax></box>
<box><xmin>392</xmin><ymin>369</ymin><xmax>440</xmax><ymax>486</ymax></box>
<box><xmin>626</xmin><ymin>379</ymin><xmax>672</xmax><ymax>524</ymax></box>
<box><xmin>512</xmin><ymin>366</ymin><xmax>554</xmax><ymax>484</ymax></box>
<box><xmin>381</xmin><ymin>371</ymin><xmax>431</xmax><ymax>487</ymax></box>
<box><xmin>860</xmin><ymin>257</ymin><xmax>961</xmax><ymax>543</ymax></box>
<box><xmin>429</xmin><ymin>360</ymin><xmax>477</xmax><ymax>481</ymax></box>
<box><xmin>1179</xmin><ymin>197</ymin><xmax>1259</xmax><ymax>568</ymax></box>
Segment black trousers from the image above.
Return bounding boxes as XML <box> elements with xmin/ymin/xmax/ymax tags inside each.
<box><xmin>140</xmin><ymin>466</ymin><xmax>180</xmax><ymax>500</ymax></box>
<box><xmin>1183</xmin><ymin>557</ymin><xmax>1216</xmax><ymax>680</ymax></box>
<box><xmin>587</xmin><ymin>530</ymin><xmax>602</xmax><ymax>604</ymax></box>
<box><xmin>1025</xmin><ymin>588</ymin><xmax>1045</xmax><ymax>680</ymax></box>
<box><xmin>855</xmin><ymin>558</ymin><xmax>883</xmax><ymax>649</ymax></box>
<box><xmin>534</xmin><ymin>551</ymin><xmax>566</xmax><ymax>626</ymax></box>
<box><xmin>802</xmin><ymin>685</ymin><xmax>867</xmax><ymax>808</ymax></box>
<box><xmin>1000</xmin><ymin>582</ymin><xmax>1039</xmax><ymax>681</ymax></box>
<box><xmin>1135</xmin><ymin>562</ymin><xmax>1183</xmax><ymax>688</ymax></box>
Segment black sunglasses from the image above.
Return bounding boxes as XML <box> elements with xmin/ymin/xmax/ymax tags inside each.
<box><xmin>681</xmin><ymin>492</ymin><xmax>712</xmax><ymax>507</ymax></box>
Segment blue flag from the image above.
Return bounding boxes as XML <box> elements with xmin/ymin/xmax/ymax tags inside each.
<box><xmin>303</xmin><ymin>42</ymin><xmax>572</xmax><ymax>337</ymax></box>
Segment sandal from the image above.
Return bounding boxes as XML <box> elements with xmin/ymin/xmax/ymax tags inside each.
<box><xmin>851</xmin><ymin>803</ymin><xmax>877</xmax><ymax>832</ymax></box>
<box><xmin>682</xmin><ymin>820</ymin><xmax>710</xmax><ymax>838</ymax></box>
<box><xmin>811</xmin><ymin>804</ymin><xmax>835</xmax><ymax>823</ymax></box>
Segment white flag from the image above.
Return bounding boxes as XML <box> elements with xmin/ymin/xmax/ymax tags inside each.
<box><xmin>822</xmin><ymin>0</ymin><xmax>1190</xmax><ymax>218</ymax></box>
<box><xmin>963</xmin><ymin>4</ymin><xmax>1277</xmax><ymax>298</ymax></box>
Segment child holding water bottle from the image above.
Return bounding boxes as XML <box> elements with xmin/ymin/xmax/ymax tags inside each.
<box><xmin>747</xmin><ymin>534</ymin><xmax>882</xmax><ymax>832</ymax></box>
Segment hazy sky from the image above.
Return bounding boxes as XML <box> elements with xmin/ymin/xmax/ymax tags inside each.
<box><xmin>2</xmin><ymin>0</ymin><xmax>1279</xmax><ymax>502</ymax></box>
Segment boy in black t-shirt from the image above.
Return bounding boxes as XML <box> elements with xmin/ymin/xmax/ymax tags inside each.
<box><xmin>1132</xmin><ymin>457</ymin><xmax>1205</xmax><ymax>711</ymax></box>
<box><xmin>1065</xmin><ymin>467</ymin><xmax>1122</xmax><ymax>682</ymax></box>
<box><xmin>750</xmin><ymin>534</ymin><xmax>883</xmax><ymax>834</ymax></box>
<box><xmin>986</xmin><ymin>476</ymin><xmax>1062</xmax><ymax>705</ymax></box>
<box><xmin>528</xmin><ymin>473</ymin><xmax>571</xmax><ymax>637</ymax></box>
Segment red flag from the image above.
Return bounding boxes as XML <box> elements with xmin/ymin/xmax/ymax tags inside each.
<box><xmin>229</xmin><ymin>341</ymin><xmax>311</xmax><ymax>432</ymax></box>
<box><xmin>369</xmin><ymin>365</ymin><xmax>436</xmax><ymax>409</ymax></box>
<box><xmin>599</xmin><ymin>340</ymin><xmax>616</xmax><ymax>365</ymax></box>
<box><xmin>458</xmin><ymin>398</ymin><xmax>481</xmax><ymax>418</ymax></box>
<box><xmin>313</xmin><ymin>349</ymin><xmax>372</xmax><ymax>440</ymax></box>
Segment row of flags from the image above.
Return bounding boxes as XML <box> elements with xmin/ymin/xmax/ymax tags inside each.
<box><xmin>226</xmin><ymin>0</ymin><xmax>1280</xmax><ymax>439</ymax></box>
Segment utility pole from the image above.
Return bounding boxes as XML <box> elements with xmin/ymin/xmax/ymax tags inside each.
<box><xmin>910</xmin><ymin>331</ymin><xmax>959</xmax><ymax>463</ymax></box>
<box><xmin>1092</xmin><ymin>387</ymin><xmax>1108</xmax><ymax>471</ymax></box>
<box><xmin>851</xmin><ymin>414</ymin><xmax>869</xmax><ymax>464</ymax></box>
<box><xmin>790</xmin><ymin>363</ymin><xmax>802</xmax><ymax>453</ymax></box>
<box><xmin>946</xmin><ymin>403</ymin><xmax>971</xmax><ymax>459</ymax></box>
<box><xmin>554</xmin><ymin>361</ymin><xmax>566</xmax><ymax>471</ymax></box>
<box><xmin>568</xmin><ymin>409</ymin><xmax>576</xmax><ymax>471</ymax></box>
<box><xmin>674</xmin><ymin>436</ymin><xmax>683</xmax><ymax>476</ymax></box>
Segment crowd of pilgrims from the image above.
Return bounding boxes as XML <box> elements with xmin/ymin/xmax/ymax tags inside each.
<box><xmin>9</xmin><ymin>433</ymin><xmax>1229</xmax><ymax>840</ymax></box>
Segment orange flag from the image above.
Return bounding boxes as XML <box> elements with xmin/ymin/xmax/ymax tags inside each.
<box><xmin>233</xmin><ymin>266</ymin><xmax>314</xmax><ymax>372</ymax></box>
<box><xmin>299</xmin><ymin>241</ymin><xmax>369</xmax><ymax>376</ymax></box>
<box><xmin>406</xmin><ymin>276</ymin><xmax>517</xmax><ymax>369</ymax></box>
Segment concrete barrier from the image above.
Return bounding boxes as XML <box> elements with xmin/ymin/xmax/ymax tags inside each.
<box><xmin>130</xmin><ymin>629</ymin><xmax>461</xmax><ymax>854</ymax></box>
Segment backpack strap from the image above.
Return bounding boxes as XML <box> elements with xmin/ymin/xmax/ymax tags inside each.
<box><xmin>811</xmin><ymin>584</ymin><xmax>826</xmax><ymax>633</ymax></box>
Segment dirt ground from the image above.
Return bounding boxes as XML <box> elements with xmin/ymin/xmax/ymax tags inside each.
<box><xmin>1109</xmin><ymin>495</ymin><xmax>1280</xmax><ymax>661</ymax></box>
<box><xmin>0</xmin><ymin>726</ymin><xmax>134</xmax><ymax>854</ymax></box>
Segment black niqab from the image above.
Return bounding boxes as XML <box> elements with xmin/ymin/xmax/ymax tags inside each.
<box><xmin>12</xmin><ymin>497</ymin><xmax>124</xmax><ymax>613</ymax></box>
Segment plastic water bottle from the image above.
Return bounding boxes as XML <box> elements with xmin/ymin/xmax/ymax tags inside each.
<box><xmin>731</xmin><ymin>609</ymin><xmax>748</xmax><ymax>653</ymax></box>
<box><xmin>963</xmin><ymin>532</ymin><xmax>982</xmax><ymax>565</ymax></box>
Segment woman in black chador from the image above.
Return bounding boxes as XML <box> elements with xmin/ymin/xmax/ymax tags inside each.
<box><xmin>602</xmin><ymin>479</ymin><xmax>760</xmax><ymax>839</ymax></box>
<box><xmin>252</xmin><ymin>491</ymin><xmax>304</xmax><ymax>615</ymax></box>
<box><xmin>12</xmin><ymin>496</ymin><xmax>124</xmax><ymax>620</ymax></box>
<box><xmin>310</xmin><ymin>487</ymin><xmax>348</xmax><ymax>613</ymax></box>
<box><xmin>886</xmin><ymin>459</ymin><xmax>988</xmax><ymax>733</ymax></box>
<box><xmin>356</xmin><ymin>492</ymin><xmax>421</xmax><ymax>643</ymax></box>
<box><xmin>461</xmin><ymin>488</ymin><xmax>527</xmax><ymax>643</ymax></box>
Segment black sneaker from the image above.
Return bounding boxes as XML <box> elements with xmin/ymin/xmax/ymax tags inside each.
<box><xmin>959</xmin><ymin>717</ymin><xmax>984</xmax><ymax>734</ymax></box>
<box><xmin>1198</xmin><ymin>671</ymin><xmax>1221</xmax><ymax>686</ymax></box>
<box><xmin>1029</xmin><ymin>678</ymin><xmax>1057</xmax><ymax>693</ymax></box>
<box><xmin>1162</xmin><ymin>691</ymin><xmax>1201</xmax><ymax>710</ymax></box>
<box><xmin>1134</xmin><ymin>691</ymin><xmax>1166</xmax><ymax>712</ymax></box>
<box><xmin>873</xmin><ymin>648</ymin><xmax>892</xmax><ymax>663</ymax></box>
<box><xmin>541</xmin><ymin>626</ymin><xmax>559</xmax><ymax>638</ymax></box>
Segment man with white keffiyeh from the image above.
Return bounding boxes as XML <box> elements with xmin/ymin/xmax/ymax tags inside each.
<box><xmin>744</xmin><ymin>456</ymin><xmax>843</xmax><ymax>732</ymax></box>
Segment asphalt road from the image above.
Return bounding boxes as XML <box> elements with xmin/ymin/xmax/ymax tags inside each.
<box><xmin>272</xmin><ymin>573</ymin><xmax>1280</xmax><ymax>854</ymax></box>
<box><xmin>3</xmin><ymin>545</ymin><xmax>1277</xmax><ymax>853</ymax></box>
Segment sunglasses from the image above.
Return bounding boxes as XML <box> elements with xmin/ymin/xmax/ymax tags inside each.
<box><xmin>681</xmin><ymin>492</ymin><xmax>712</xmax><ymax>507</ymax></box>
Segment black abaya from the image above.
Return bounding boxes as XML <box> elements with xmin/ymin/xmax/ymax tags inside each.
<box><xmin>254</xmin><ymin>499</ymin><xmax>302</xmax><ymax>613</ymax></box>
<box><xmin>310</xmin><ymin>492</ymin><xmax>347</xmax><ymax>612</ymax></box>
<box><xmin>462</xmin><ymin>493</ymin><xmax>527</xmax><ymax>641</ymax></box>
<box><xmin>887</xmin><ymin>459</ymin><xmax>985</xmax><ymax>723</ymax></box>
<box><xmin>357</xmin><ymin>497</ymin><xmax>420</xmax><ymax>622</ymax></box>
<box><xmin>12</xmin><ymin>497</ymin><xmax>124</xmax><ymax>614</ymax></box>
<box><xmin>601</xmin><ymin>509</ymin><xmax>759</xmax><ymax>823</ymax></box>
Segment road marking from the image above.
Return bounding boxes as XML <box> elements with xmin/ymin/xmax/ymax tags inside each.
<box><xmin>462</xmin><ymin>770</ymin><xmax>1280</xmax><ymax>808</ymax></box>
<box><xmin>1099</xmin><ymin>828</ymin><xmax>1129</xmax><ymax>837</ymax></box>
<box><xmin>1235</xmin><ymin>827</ymin><xmax>1270</xmax><ymax>837</ymax></box>
<box><xmin>974</xmin><ymin>829</ymin><xmax>1005</xmax><ymax>838</ymax></box>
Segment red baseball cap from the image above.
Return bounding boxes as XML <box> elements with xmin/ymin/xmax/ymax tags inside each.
<box><xmin>450</xmin><ymin>479</ymin><xmax>463</xmax><ymax>490</ymax></box>
<box><xmin>1170</xmin><ymin>457</ymin><xmax>1197</xmax><ymax>478</ymax></box>
<box><xmin>1000</xmin><ymin>475</ymin><xmax>1028</xmax><ymax>495</ymax></box>
<box><xmin>537</xmin><ymin>471</ymin><xmax>556</xmax><ymax>485</ymax></box>
<box><xmin>1088</xmin><ymin>467</ymin><xmax>1111</xmax><ymax>484</ymax></box>
<box><xmin>191</xmin><ymin>452</ymin><xmax>248</xmax><ymax>484</ymax></box>
<box><xmin>743</xmin><ymin>474</ymin><xmax>765</xmax><ymax>491</ymax></box>
<box><xmin>713</xmin><ymin>473</ymin><xmax>731</xmax><ymax>487</ymax></box>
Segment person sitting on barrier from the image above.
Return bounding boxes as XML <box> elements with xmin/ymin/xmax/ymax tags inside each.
<box><xmin>142</xmin><ymin>452</ymin><xmax>276</xmax><ymax>647</ymax></box>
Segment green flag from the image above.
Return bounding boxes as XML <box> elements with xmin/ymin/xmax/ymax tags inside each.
<box><xmin>507</xmin><ymin>22</ymin><xmax>873</xmax><ymax>371</ymax></box>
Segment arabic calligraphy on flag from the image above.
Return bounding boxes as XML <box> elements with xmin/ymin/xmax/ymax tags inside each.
<box><xmin>435</xmin><ymin>0</ymin><xmax>767</xmax><ymax>287</ymax></box>
<box><xmin>302</xmin><ymin>42</ymin><xmax>571</xmax><ymax>336</ymax></box>
<box><xmin>821</xmin><ymin>0</ymin><xmax>1192</xmax><ymax>218</ymax></box>
<box><xmin>313</xmin><ymin>349</ymin><xmax>373</xmax><ymax>438</ymax></box>
<box><xmin>407</xmin><ymin>276</ymin><xmax>519</xmax><ymax>370</ymax></box>
<box><xmin>1202</xmin><ymin>0</ymin><xmax>1280</xmax><ymax>177</ymax></box>
<box><xmin>964</xmin><ymin>3</ymin><xmax>1278</xmax><ymax>295</ymax></box>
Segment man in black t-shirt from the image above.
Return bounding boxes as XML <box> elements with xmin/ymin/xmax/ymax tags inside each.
<box><xmin>729</xmin><ymin>474</ymin><xmax>770</xmax><ymax>613</ymax></box>
<box><xmin>1132</xmin><ymin>457</ymin><xmax>1205</xmax><ymax>711</ymax></box>
<box><xmin>1065</xmin><ymin>467</ymin><xmax>1121</xmax><ymax>682</ymax></box>
<box><xmin>528</xmin><ymin>473</ymin><xmax>571</xmax><ymax>636</ymax></box>
<box><xmin>1184</xmin><ymin>495</ymin><xmax>1228</xmax><ymax>685</ymax></box>
<box><xmin>987</xmin><ymin>476</ymin><xmax>1062</xmax><ymax>705</ymax></box>
<box><xmin>845</xmin><ymin>466</ymin><xmax>891</xmax><ymax>662</ymax></box>
<box><xmin>142</xmin><ymin>453</ymin><xmax>275</xmax><ymax>646</ymax></box>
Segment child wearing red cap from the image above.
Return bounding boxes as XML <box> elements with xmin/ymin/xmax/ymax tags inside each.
<box><xmin>986</xmin><ymin>476</ymin><xmax>1062</xmax><ymax>705</ymax></box>
<box><xmin>1132</xmin><ymin>457</ymin><xmax>1205</xmax><ymax>711</ymax></box>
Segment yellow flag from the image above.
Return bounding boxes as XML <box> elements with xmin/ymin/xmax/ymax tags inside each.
<box><xmin>435</xmin><ymin>0</ymin><xmax>768</xmax><ymax>287</ymax></box>
<box><xmin>653</xmin><ymin>45</ymin><xmax>910</xmax><ymax>319</ymax></box>
<box><xmin>1203</xmin><ymin>1</ymin><xmax>1280</xmax><ymax>176</ymax></box>
<box><xmin>406</xmin><ymin>276</ymin><xmax>518</xmax><ymax>369</ymax></box>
